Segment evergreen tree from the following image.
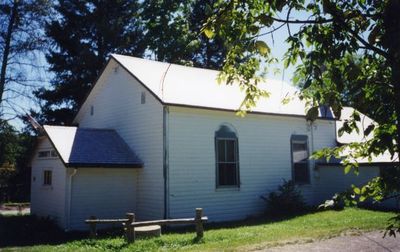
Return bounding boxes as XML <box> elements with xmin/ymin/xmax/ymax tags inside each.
<box><xmin>188</xmin><ymin>0</ymin><xmax>226</xmax><ymax>69</ymax></box>
<box><xmin>142</xmin><ymin>0</ymin><xmax>226</xmax><ymax>69</ymax></box>
<box><xmin>35</xmin><ymin>0</ymin><xmax>146</xmax><ymax>124</ymax></box>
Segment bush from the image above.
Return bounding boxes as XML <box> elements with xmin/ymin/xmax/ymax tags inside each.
<box><xmin>261</xmin><ymin>179</ymin><xmax>306</xmax><ymax>216</ymax></box>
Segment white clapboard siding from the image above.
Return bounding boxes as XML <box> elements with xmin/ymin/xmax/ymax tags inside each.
<box><xmin>313</xmin><ymin>165</ymin><xmax>399</xmax><ymax>209</ymax></box>
<box><xmin>167</xmin><ymin>106</ymin><xmax>337</xmax><ymax>221</ymax></box>
<box><xmin>69</xmin><ymin>168</ymin><xmax>137</xmax><ymax>230</ymax></box>
<box><xmin>74</xmin><ymin>59</ymin><xmax>164</xmax><ymax>220</ymax></box>
<box><xmin>31</xmin><ymin>138</ymin><xmax>67</xmax><ymax>227</ymax></box>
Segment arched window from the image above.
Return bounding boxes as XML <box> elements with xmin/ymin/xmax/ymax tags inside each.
<box><xmin>215</xmin><ymin>125</ymin><xmax>240</xmax><ymax>187</ymax></box>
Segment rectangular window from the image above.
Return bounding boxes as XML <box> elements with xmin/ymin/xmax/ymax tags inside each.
<box><xmin>50</xmin><ymin>150</ymin><xmax>58</xmax><ymax>157</ymax></box>
<box><xmin>216</xmin><ymin>139</ymin><xmax>239</xmax><ymax>187</ymax></box>
<box><xmin>38</xmin><ymin>150</ymin><xmax>57</xmax><ymax>158</ymax></box>
<box><xmin>38</xmin><ymin>151</ymin><xmax>50</xmax><ymax>158</ymax></box>
<box><xmin>291</xmin><ymin>136</ymin><xmax>310</xmax><ymax>184</ymax></box>
<box><xmin>43</xmin><ymin>170</ymin><xmax>52</xmax><ymax>186</ymax></box>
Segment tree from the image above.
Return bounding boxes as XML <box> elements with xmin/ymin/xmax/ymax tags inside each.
<box><xmin>142</xmin><ymin>0</ymin><xmax>226</xmax><ymax>69</ymax></box>
<box><xmin>188</xmin><ymin>0</ymin><xmax>227</xmax><ymax>69</ymax></box>
<box><xmin>204</xmin><ymin>0</ymin><xmax>400</xmax><ymax>235</ymax></box>
<box><xmin>0</xmin><ymin>0</ymin><xmax>51</xmax><ymax>120</ymax></box>
<box><xmin>0</xmin><ymin>119</ymin><xmax>34</xmax><ymax>202</ymax></box>
<box><xmin>34</xmin><ymin>0</ymin><xmax>147</xmax><ymax>125</ymax></box>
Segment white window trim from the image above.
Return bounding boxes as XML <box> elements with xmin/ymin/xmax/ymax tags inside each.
<box><xmin>37</xmin><ymin>148</ymin><xmax>58</xmax><ymax>159</ymax></box>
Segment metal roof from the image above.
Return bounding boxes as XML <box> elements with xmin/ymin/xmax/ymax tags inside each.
<box><xmin>328</xmin><ymin>107</ymin><xmax>397</xmax><ymax>164</ymax></box>
<box><xmin>112</xmin><ymin>54</ymin><xmax>333</xmax><ymax>118</ymax></box>
<box><xmin>43</xmin><ymin>125</ymin><xmax>143</xmax><ymax>168</ymax></box>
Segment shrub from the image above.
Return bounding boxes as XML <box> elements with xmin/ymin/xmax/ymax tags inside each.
<box><xmin>261</xmin><ymin>179</ymin><xmax>306</xmax><ymax>216</ymax></box>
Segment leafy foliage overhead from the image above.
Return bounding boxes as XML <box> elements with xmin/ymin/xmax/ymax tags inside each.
<box><xmin>205</xmin><ymin>0</ymin><xmax>400</xmax><ymax>235</ymax></box>
<box><xmin>142</xmin><ymin>0</ymin><xmax>227</xmax><ymax>69</ymax></box>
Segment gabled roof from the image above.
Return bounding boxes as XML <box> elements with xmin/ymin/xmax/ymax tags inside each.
<box><xmin>111</xmin><ymin>54</ymin><xmax>334</xmax><ymax>119</ymax></box>
<box><xmin>43</xmin><ymin>125</ymin><xmax>143</xmax><ymax>168</ymax></box>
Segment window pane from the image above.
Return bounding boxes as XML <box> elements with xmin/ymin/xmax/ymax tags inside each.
<box><xmin>226</xmin><ymin>140</ymin><xmax>236</xmax><ymax>162</ymax></box>
<box><xmin>44</xmin><ymin>170</ymin><xmax>52</xmax><ymax>185</ymax></box>
<box><xmin>292</xmin><ymin>142</ymin><xmax>308</xmax><ymax>163</ymax></box>
<box><xmin>218</xmin><ymin>163</ymin><xmax>237</xmax><ymax>186</ymax></box>
<box><xmin>294</xmin><ymin>163</ymin><xmax>309</xmax><ymax>183</ymax></box>
<box><xmin>217</xmin><ymin>140</ymin><xmax>225</xmax><ymax>162</ymax></box>
<box><xmin>292</xmin><ymin>142</ymin><xmax>307</xmax><ymax>151</ymax></box>
<box><xmin>38</xmin><ymin>151</ymin><xmax>50</xmax><ymax>158</ymax></box>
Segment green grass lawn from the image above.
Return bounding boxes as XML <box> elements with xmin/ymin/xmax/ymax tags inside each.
<box><xmin>1</xmin><ymin>208</ymin><xmax>396</xmax><ymax>252</ymax></box>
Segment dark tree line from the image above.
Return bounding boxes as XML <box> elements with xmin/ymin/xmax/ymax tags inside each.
<box><xmin>0</xmin><ymin>0</ymin><xmax>226</xmax><ymax>201</ymax></box>
<box><xmin>33</xmin><ymin>0</ymin><xmax>226</xmax><ymax>125</ymax></box>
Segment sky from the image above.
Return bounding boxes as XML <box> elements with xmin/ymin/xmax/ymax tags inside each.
<box><xmin>4</xmin><ymin>8</ymin><xmax>309</xmax><ymax>131</ymax></box>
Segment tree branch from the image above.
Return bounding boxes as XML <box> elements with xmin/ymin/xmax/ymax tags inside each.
<box><xmin>271</xmin><ymin>16</ymin><xmax>334</xmax><ymax>24</ymax></box>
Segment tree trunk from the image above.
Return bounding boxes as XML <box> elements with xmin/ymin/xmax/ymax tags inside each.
<box><xmin>385</xmin><ymin>0</ymin><xmax>400</xmax><ymax>165</ymax></box>
<box><xmin>0</xmin><ymin>0</ymin><xmax>18</xmax><ymax>106</ymax></box>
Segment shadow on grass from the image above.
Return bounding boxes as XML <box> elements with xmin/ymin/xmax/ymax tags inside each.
<box><xmin>0</xmin><ymin>214</ymin><xmax>87</xmax><ymax>248</ymax></box>
<box><xmin>0</xmin><ymin>207</ymin><xmax>348</xmax><ymax>248</ymax></box>
<box><xmin>162</xmin><ymin>207</ymin><xmax>322</xmax><ymax>235</ymax></box>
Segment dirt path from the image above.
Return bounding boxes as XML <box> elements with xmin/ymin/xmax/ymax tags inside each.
<box><xmin>259</xmin><ymin>231</ymin><xmax>400</xmax><ymax>252</ymax></box>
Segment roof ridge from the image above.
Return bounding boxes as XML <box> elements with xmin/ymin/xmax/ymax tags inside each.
<box><xmin>44</xmin><ymin>125</ymin><xmax>115</xmax><ymax>132</ymax></box>
<box><xmin>77</xmin><ymin>127</ymin><xmax>115</xmax><ymax>131</ymax></box>
<box><xmin>111</xmin><ymin>53</ymin><xmax>222</xmax><ymax>73</ymax></box>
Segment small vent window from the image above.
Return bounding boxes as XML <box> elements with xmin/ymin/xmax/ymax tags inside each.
<box><xmin>38</xmin><ymin>151</ymin><xmax>50</xmax><ymax>158</ymax></box>
<box><xmin>90</xmin><ymin>105</ymin><xmax>94</xmax><ymax>116</ymax></box>
<box><xmin>51</xmin><ymin>150</ymin><xmax>58</xmax><ymax>157</ymax></box>
<box><xmin>141</xmin><ymin>92</ymin><xmax>146</xmax><ymax>104</ymax></box>
<box><xmin>38</xmin><ymin>150</ymin><xmax>57</xmax><ymax>158</ymax></box>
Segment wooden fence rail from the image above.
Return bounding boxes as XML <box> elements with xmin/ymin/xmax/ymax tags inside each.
<box><xmin>85</xmin><ymin>208</ymin><xmax>207</xmax><ymax>243</ymax></box>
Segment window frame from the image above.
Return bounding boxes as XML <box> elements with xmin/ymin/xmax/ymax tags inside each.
<box><xmin>38</xmin><ymin>149</ymin><xmax>58</xmax><ymax>159</ymax></box>
<box><xmin>215</xmin><ymin>125</ymin><xmax>240</xmax><ymax>188</ymax></box>
<box><xmin>38</xmin><ymin>150</ymin><xmax>50</xmax><ymax>158</ymax></box>
<box><xmin>43</xmin><ymin>170</ymin><xmax>52</xmax><ymax>186</ymax></box>
<box><xmin>290</xmin><ymin>135</ymin><xmax>310</xmax><ymax>185</ymax></box>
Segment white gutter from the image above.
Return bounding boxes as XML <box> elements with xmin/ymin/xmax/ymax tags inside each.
<box><xmin>65</xmin><ymin>168</ymin><xmax>77</xmax><ymax>231</ymax></box>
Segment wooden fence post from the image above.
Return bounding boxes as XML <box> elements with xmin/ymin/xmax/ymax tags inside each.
<box><xmin>125</xmin><ymin>213</ymin><xmax>135</xmax><ymax>243</ymax></box>
<box><xmin>89</xmin><ymin>216</ymin><xmax>97</xmax><ymax>239</ymax></box>
<box><xmin>195</xmin><ymin>208</ymin><xmax>203</xmax><ymax>238</ymax></box>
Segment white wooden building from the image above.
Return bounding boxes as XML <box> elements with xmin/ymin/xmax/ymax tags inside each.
<box><xmin>30</xmin><ymin>54</ymin><xmax>396</xmax><ymax>230</ymax></box>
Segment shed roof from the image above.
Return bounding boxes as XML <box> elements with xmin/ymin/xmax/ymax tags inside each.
<box><xmin>320</xmin><ymin>107</ymin><xmax>398</xmax><ymax>165</ymax></box>
<box><xmin>43</xmin><ymin>125</ymin><xmax>143</xmax><ymax>168</ymax></box>
<box><xmin>111</xmin><ymin>54</ymin><xmax>333</xmax><ymax>119</ymax></box>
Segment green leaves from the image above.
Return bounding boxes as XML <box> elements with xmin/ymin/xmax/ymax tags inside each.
<box><xmin>203</xmin><ymin>27</ymin><xmax>215</xmax><ymax>39</ymax></box>
<box><xmin>344</xmin><ymin>164</ymin><xmax>352</xmax><ymax>174</ymax></box>
<box><xmin>306</xmin><ymin>106</ymin><xmax>319</xmax><ymax>121</ymax></box>
<box><xmin>255</xmin><ymin>40</ymin><xmax>270</xmax><ymax>56</ymax></box>
<box><xmin>364</xmin><ymin>124</ymin><xmax>375</xmax><ymax>136</ymax></box>
<box><xmin>258</xmin><ymin>15</ymin><xmax>273</xmax><ymax>26</ymax></box>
